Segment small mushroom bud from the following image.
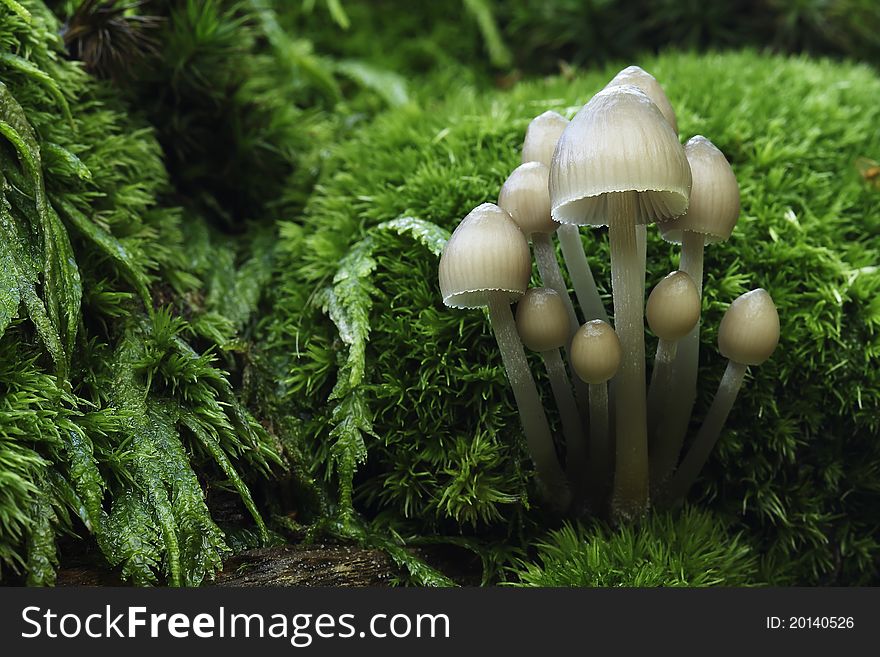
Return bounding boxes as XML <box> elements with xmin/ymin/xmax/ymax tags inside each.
<box><xmin>517</xmin><ymin>288</ymin><xmax>587</xmax><ymax>493</ymax></box>
<box><xmin>646</xmin><ymin>271</ymin><xmax>701</xmax><ymax>342</ymax></box>
<box><xmin>666</xmin><ymin>289</ymin><xmax>780</xmax><ymax>503</ymax></box>
<box><xmin>522</xmin><ymin>110</ymin><xmax>569</xmax><ymax>168</ymax></box>
<box><xmin>718</xmin><ymin>289</ymin><xmax>780</xmax><ymax>366</ymax></box>
<box><xmin>645</xmin><ymin>272</ymin><xmax>701</xmax><ymax>466</ymax></box>
<box><xmin>439</xmin><ymin>203</ymin><xmax>569</xmax><ymax>508</ymax></box>
<box><xmin>516</xmin><ymin>287</ymin><xmax>570</xmax><ymax>353</ymax></box>
<box><xmin>570</xmin><ymin>320</ymin><xmax>622</xmax><ymax>386</ymax></box>
<box><xmin>570</xmin><ymin>319</ymin><xmax>621</xmax><ymax>511</ymax></box>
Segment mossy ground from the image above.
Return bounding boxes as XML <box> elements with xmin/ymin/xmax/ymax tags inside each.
<box><xmin>262</xmin><ymin>51</ymin><xmax>880</xmax><ymax>585</ymax></box>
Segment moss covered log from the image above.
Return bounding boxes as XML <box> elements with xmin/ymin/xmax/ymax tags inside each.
<box><xmin>262</xmin><ymin>51</ymin><xmax>880</xmax><ymax>585</ymax></box>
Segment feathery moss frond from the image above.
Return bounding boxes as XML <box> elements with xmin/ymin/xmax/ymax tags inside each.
<box><xmin>0</xmin><ymin>0</ymin><xmax>281</xmax><ymax>584</ymax></box>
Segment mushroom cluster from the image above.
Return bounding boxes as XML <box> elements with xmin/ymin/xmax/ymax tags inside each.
<box><xmin>438</xmin><ymin>65</ymin><xmax>779</xmax><ymax>521</ymax></box>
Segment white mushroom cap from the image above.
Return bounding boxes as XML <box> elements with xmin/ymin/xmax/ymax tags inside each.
<box><xmin>439</xmin><ymin>203</ymin><xmax>531</xmax><ymax>309</ymax></box>
<box><xmin>605</xmin><ymin>65</ymin><xmax>678</xmax><ymax>134</ymax></box>
<box><xmin>522</xmin><ymin>110</ymin><xmax>569</xmax><ymax>168</ymax></box>
<box><xmin>646</xmin><ymin>270</ymin><xmax>701</xmax><ymax>341</ymax></box>
<box><xmin>550</xmin><ymin>84</ymin><xmax>692</xmax><ymax>228</ymax></box>
<box><xmin>659</xmin><ymin>135</ymin><xmax>740</xmax><ymax>244</ymax></box>
<box><xmin>515</xmin><ymin>287</ymin><xmax>570</xmax><ymax>352</ymax></box>
<box><xmin>718</xmin><ymin>289</ymin><xmax>779</xmax><ymax>366</ymax></box>
<box><xmin>498</xmin><ymin>162</ymin><xmax>557</xmax><ymax>237</ymax></box>
<box><xmin>570</xmin><ymin>320</ymin><xmax>622</xmax><ymax>384</ymax></box>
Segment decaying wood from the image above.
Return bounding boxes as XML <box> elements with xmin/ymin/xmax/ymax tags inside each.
<box><xmin>212</xmin><ymin>544</ymin><xmax>397</xmax><ymax>587</ymax></box>
<box><xmin>56</xmin><ymin>543</ymin><xmax>398</xmax><ymax>587</ymax></box>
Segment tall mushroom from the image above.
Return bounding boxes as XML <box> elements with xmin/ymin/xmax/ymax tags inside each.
<box><xmin>605</xmin><ymin>65</ymin><xmax>680</xmax><ymax>294</ymax></box>
<box><xmin>570</xmin><ymin>319</ymin><xmax>622</xmax><ymax>512</ymax></box>
<box><xmin>439</xmin><ymin>203</ymin><xmax>569</xmax><ymax>509</ymax></box>
<box><xmin>653</xmin><ymin>135</ymin><xmax>740</xmax><ymax>487</ymax></box>
<box><xmin>516</xmin><ymin>287</ymin><xmax>587</xmax><ymax>494</ymax></box>
<box><xmin>550</xmin><ymin>84</ymin><xmax>692</xmax><ymax>520</ymax></box>
<box><xmin>665</xmin><ymin>289</ymin><xmax>779</xmax><ymax>502</ymax></box>
<box><xmin>645</xmin><ymin>270</ymin><xmax>701</xmax><ymax>484</ymax></box>
<box><xmin>522</xmin><ymin>111</ymin><xmax>608</xmax><ymax>324</ymax></box>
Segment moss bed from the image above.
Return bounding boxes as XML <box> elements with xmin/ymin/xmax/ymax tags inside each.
<box><xmin>1</xmin><ymin>0</ymin><xmax>878</xmax><ymax>587</ymax></box>
<box><xmin>262</xmin><ymin>51</ymin><xmax>880</xmax><ymax>585</ymax></box>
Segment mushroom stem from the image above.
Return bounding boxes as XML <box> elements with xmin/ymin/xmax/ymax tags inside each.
<box><xmin>681</xmin><ymin>230</ymin><xmax>705</xmax><ymax>296</ymax></box>
<box><xmin>532</xmin><ymin>232</ymin><xmax>591</xmax><ymax>421</ymax></box>
<box><xmin>664</xmin><ymin>360</ymin><xmax>747</xmax><ymax>503</ymax></box>
<box><xmin>533</xmin><ymin>233</ymin><xmax>580</xmax><ymax>331</ymax></box>
<box><xmin>557</xmin><ymin>224</ymin><xmax>608</xmax><ymax>323</ymax></box>
<box><xmin>651</xmin><ymin>230</ymin><xmax>705</xmax><ymax>487</ymax></box>
<box><xmin>647</xmin><ymin>338</ymin><xmax>677</xmax><ymax>433</ymax></box>
<box><xmin>608</xmin><ymin>190</ymin><xmax>649</xmax><ymax>520</ymax></box>
<box><xmin>636</xmin><ymin>223</ymin><xmax>647</xmax><ymax>290</ymax></box>
<box><xmin>486</xmin><ymin>292</ymin><xmax>570</xmax><ymax>509</ymax></box>
<box><xmin>541</xmin><ymin>347</ymin><xmax>588</xmax><ymax>498</ymax></box>
<box><xmin>587</xmin><ymin>381</ymin><xmax>611</xmax><ymax>510</ymax></box>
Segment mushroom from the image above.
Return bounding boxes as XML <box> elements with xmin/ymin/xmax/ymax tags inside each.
<box><xmin>516</xmin><ymin>287</ymin><xmax>588</xmax><ymax>493</ymax></box>
<box><xmin>605</xmin><ymin>65</ymin><xmax>679</xmax><ymax>296</ymax></box>
<box><xmin>570</xmin><ymin>319</ymin><xmax>622</xmax><ymax>510</ymax></box>
<box><xmin>522</xmin><ymin>111</ymin><xmax>608</xmax><ymax>324</ymax></box>
<box><xmin>605</xmin><ymin>65</ymin><xmax>678</xmax><ymax>134</ymax></box>
<box><xmin>439</xmin><ymin>203</ymin><xmax>569</xmax><ymax>508</ymax></box>
<box><xmin>550</xmin><ymin>84</ymin><xmax>692</xmax><ymax>519</ymax></box>
<box><xmin>499</xmin><ymin>162</ymin><xmax>579</xmax><ymax>334</ymax></box>
<box><xmin>522</xmin><ymin>110</ymin><xmax>569</xmax><ymax>168</ymax></box>
<box><xmin>645</xmin><ymin>271</ymin><xmax>701</xmax><ymax>488</ymax></box>
<box><xmin>665</xmin><ymin>289</ymin><xmax>779</xmax><ymax>502</ymax></box>
<box><xmin>653</xmin><ymin>135</ymin><xmax>740</xmax><ymax>486</ymax></box>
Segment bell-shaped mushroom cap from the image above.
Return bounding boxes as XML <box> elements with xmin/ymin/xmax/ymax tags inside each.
<box><xmin>550</xmin><ymin>85</ymin><xmax>691</xmax><ymax>228</ymax></box>
<box><xmin>522</xmin><ymin>110</ymin><xmax>569</xmax><ymax>168</ymax></box>
<box><xmin>515</xmin><ymin>287</ymin><xmax>570</xmax><ymax>352</ymax></box>
<box><xmin>498</xmin><ymin>162</ymin><xmax>557</xmax><ymax>237</ymax></box>
<box><xmin>439</xmin><ymin>203</ymin><xmax>531</xmax><ymax>309</ymax></box>
<box><xmin>570</xmin><ymin>319</ymin><xmax>622</xmax><ymax>384</ymax></box>
<box><xmin>659</xmin><ymin>135</ymin><xmax>740</xmax><ymax>244</ymax></box>
<box><xmin>605</xmin><ymin>65</ymin><xmax>678</xmax><ymax>134</ymax></box>
<box><xmin>718</xmin><ymin>289</ymin><xmax>779</xmax><ymax>366</ymax></box>
<box><xmin>646</xmin><ymin>270</ymin><xmax>701</xmax><ymax>341</ymax></box>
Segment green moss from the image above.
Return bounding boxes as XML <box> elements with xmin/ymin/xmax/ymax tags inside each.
<box><xmin>63</xmin><ymin>0</ymin><xmax>414</xmax><ymax>230</ymax></box>
<box><xmin>263</xmin><ymin>51</ymin><xmax>880</xmax><ymax>584</ymax></box>
<box><xmin>0</xmin><ymin>1</ymin><xmax>282</xmax><ymax>584</ymax></box>
<box><xmin>510</xmin><ymin>507</ymin><xmax>761</xmax><ymax>587</ymax></box>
